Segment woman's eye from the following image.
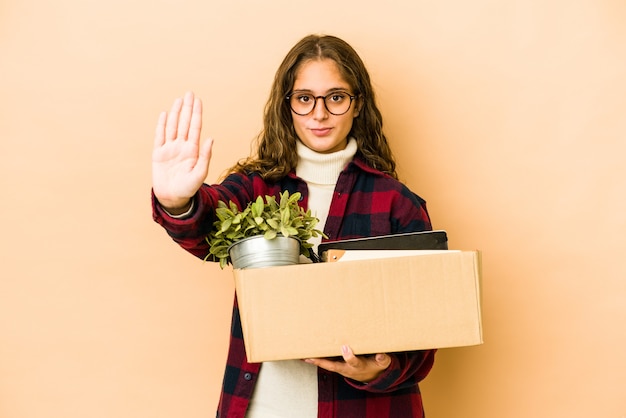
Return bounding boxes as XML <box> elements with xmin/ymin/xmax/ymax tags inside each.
<box><xmin>330</xmin><ymin>93</ymin><xmax>346</xmax><ymax>102</ymax></box>
<box><xmin>298</xmin><ymin>95</ymin><xmax>313</xmax><ymax>103</ymax></box>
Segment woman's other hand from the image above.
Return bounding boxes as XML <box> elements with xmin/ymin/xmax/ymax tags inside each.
<box><xmin>305</xmin><ymin>345</ymin><xmax>392</xmax><ymax>383</ymax></box>
<box><xmin>152</xmin><ymin>91</ymin><xmax>213</xmax><ymax>214</ymax></box>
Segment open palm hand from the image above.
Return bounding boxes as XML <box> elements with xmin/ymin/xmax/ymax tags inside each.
<box><xmin>152</xmin><ymin>92</ymin><xmax>213</xmax><ymax>212</ymax></box>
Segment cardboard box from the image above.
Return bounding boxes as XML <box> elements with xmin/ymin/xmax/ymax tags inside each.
<box><xmin>233</xmin><ymin>250</ymin><xmax>483</xmax><ymax>363</ymax></box>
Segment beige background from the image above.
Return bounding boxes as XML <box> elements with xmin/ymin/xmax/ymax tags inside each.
<box><xmin>1</xmin><ymin>0</ymin><xmax>625</xmax><ymax>417</ymax></box>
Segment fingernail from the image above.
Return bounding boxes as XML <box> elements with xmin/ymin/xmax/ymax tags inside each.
<box><xmin>341</xmin><ymin>345</ymin><xmax>349</xmax><ymax>354</ymax></box>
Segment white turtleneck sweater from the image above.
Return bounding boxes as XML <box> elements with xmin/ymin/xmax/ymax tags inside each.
<box><xmin>246</xmin><ymin>139</ymin><xmax>358</xmax><ymax>418</ymax></box>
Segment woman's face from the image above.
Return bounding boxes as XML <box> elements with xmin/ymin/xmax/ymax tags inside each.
<box><xmin>290</xmin><ymin>59</ymin><xmax>360</xmax><ymax>154</ymax></box>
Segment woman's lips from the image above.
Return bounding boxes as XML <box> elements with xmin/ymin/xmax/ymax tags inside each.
<box><xmin>310</xmin><ymin>128</ymin><xmax>332</xmax><ymax>137</ymax></box>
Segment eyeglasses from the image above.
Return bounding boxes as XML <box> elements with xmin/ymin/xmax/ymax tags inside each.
<box><xmin>285</xmin><ymin>91</ymin><xmax>357</xmax><ymax>116</ymax></box>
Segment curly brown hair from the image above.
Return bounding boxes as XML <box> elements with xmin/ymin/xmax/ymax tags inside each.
<box><xmin>229</xmin><ymin>34</ymin><xmax>397</xmax><ymax>181</ymax></box>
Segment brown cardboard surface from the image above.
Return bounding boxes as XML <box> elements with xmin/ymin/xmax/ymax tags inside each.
<box><xmin>233</xmin><ymin>250</ymin><xmax>483</xmax><ymax>363</ymax></box>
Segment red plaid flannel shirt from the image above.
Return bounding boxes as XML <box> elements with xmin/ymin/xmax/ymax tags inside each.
<box><xmin>153</xmin><ymin>157</ymin><xmax>436</xmax><ymax>418</ymax></box>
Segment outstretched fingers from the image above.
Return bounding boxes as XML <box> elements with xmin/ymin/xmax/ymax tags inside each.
<box><xmin>155</xmin><ymin>92</ymin><xmax>201</xmax><ymax>150</ymax></box>
<box><xmin>165</xmin><ymin>96</ymin><xmax>183</xmax><ymax>141</ymax></box>
<box><xmin>187</xmin><ymin>97</ymin><xmax>203</xmax><ymax>144</ymax></box>
<box><xmin>176</xmin><ymin>91</ymin><xmax>196</xmax><ymax>140</ymax></box>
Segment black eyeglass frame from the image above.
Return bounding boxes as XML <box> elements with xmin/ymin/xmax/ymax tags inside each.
<box><xmin>285</xmin><ymin>91</ymin><xmax>359</xmax><ymax>116</ymax></box>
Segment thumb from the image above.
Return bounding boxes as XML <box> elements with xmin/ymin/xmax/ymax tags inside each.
<box><xmin>196</xmin><ymin>137</ymin><xmax>214</xmax><ymax>172</ymax></box>
<box><xmin>375</xmin><ymin>353</ymin><xmax>391</xmax><ymax>369</ymax></box>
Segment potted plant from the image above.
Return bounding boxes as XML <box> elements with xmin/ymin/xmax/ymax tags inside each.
<box><xmin>205</xmin><ymin>191</ymin><xmax>326</xmax><ymax>269</ymax></box>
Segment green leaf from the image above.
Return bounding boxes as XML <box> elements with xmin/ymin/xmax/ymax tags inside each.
<box><xmin>265</xmin><ymin>195</ymin><xmax>277</xmax><ymax>209</ymax></box>
<box><xmin>220</xmin><ymin>218</ymin><xmax>233</xmax><ymax>233</ymax></box>
<box><xmin>288</xmin><ymin>192</ymin><xmax>301</xmax><ymax>205</ymax></box>
<box><xmin>215</xmin><ymin>207</ymin><xmax>234</xmax><ymax>221</ymax></box>
<box><xmin>209</xmin><ymin>245</ymin><xmax>229</xmax><ymax>256</ymax></box>
<box><xmin>250</xmin><ymin>196</ymin><xmax>263</xmax><ymax>217</ymax></box>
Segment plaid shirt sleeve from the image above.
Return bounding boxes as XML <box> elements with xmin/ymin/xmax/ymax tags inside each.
<box><xmin>151</xmin><ymin>172</ymin><xmax>291</xmax><ymax>259</ymax></box>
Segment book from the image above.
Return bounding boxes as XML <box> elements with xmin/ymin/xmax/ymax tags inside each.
<box><xmin>317</xmin><ymin>230</ymin><xmax>448</xmax><ymax>261</ymax></box>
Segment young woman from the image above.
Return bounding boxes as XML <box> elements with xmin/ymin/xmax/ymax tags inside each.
<box><xmin>152</xmin><ymin>34</ymin><xmax>436</xmax><ymax>418</ymax></box>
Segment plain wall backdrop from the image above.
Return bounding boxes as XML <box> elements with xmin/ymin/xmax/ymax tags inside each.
<box><xmin>1</xmin><ymin>0</ymin><xmax>625</xmax><ymax>417</ymax></box>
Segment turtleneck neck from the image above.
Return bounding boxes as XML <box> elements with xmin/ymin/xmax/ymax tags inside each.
<box><xmin>295</xmin><ymin>138</ymin><xmax>358</xmax><ymax>185</ymax></box>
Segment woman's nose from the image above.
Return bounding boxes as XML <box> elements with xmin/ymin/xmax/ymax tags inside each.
<box><xmin>312</xmin><ymin>97</ymin><xmax>329</xmax><ymax>120</ymax></box>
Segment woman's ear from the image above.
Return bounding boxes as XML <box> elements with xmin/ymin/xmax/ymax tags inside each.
<box><xmin>353</xmin><ymin>97</ymin><xmax>364</xmax><ymax>118</ymax></box>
